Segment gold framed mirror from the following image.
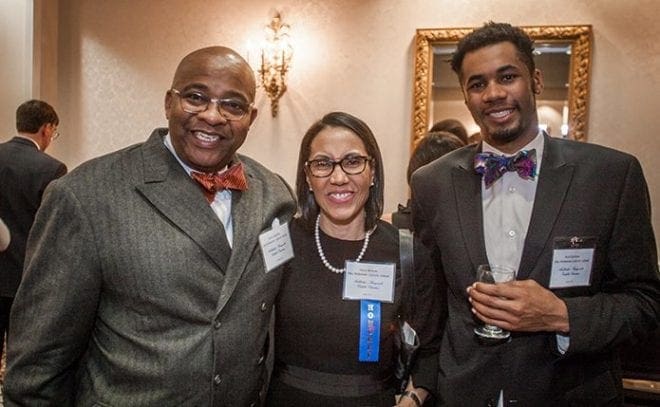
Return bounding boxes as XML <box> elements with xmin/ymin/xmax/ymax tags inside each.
<box><xmin>412</xmin><ymin>25</ymin><xmax>592</xmax><ymax>147</ymax></box>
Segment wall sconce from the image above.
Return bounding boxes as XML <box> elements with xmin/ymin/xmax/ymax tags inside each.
<box><xmin>259</xmin><ymin>12</ymin><xmax>293</xmax><ymax>117</ymax></box>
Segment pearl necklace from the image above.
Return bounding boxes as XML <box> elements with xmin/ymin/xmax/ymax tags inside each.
<box><xmin>314</xmin><ymin>214</ymin><xmax>372</xmax><ymax>274</ymax></box>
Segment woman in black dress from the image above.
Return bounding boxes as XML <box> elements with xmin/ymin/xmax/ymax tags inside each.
<box><xmin>267</xmin><ymin>112</ymin><xmax>441</xmax><ymax>406</ymax></box>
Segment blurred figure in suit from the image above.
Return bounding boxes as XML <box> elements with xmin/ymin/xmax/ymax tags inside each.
<box><xmin>384</xmin><ymin>131</ymin><xmax>465</xmax><ymax>230</ymax></box>
<box><xmin>0</xmin><ymin>99</ymin><xmax>66</xmax><ymax>367</ymax></box>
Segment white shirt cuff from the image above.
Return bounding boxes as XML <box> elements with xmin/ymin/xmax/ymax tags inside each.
<box><xmin>556</xmin><ymin>333</ymin><xmax>570</xmax><ymax>354</ymax></box>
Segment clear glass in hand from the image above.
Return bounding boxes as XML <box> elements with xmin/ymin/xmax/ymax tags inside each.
<box><xmin>473</xmin><ymin>264</ymin><xmax>516</xmax><ymax>340</ymax></box>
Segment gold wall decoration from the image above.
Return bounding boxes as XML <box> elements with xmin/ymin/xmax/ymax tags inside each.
<box><xmin>259</xmin><ymin>12</ymin><xmax>293</xmax><ymax>118</ymax></box>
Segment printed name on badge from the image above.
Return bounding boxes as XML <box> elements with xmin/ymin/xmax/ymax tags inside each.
<box><xmin>343</xmin><ymin>261</ymin><xmax>395</xmax><ymax>303</ymax></box>
<box><xmin>549</xmin><ymin>236</ymin><xmax>596</xmax><ymax>288</ymax></box>
<box><xmin>259</xmin><ymin>218</ymin><xmax>294</xmax><ymax>272</ymax></box>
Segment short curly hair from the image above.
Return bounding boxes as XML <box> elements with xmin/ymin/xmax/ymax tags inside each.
<box><xmin>451</xmin><ymin>22</ymin><xmax>535</xmax><ymax>79</ymax></box>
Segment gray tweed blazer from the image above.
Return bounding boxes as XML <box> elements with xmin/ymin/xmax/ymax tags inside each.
<box><xmin>3</xmin><ymin>128</ymin><xmax>296</xmax><ymax>406</ymax></box>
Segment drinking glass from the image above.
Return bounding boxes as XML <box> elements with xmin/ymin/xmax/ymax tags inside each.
<box><xmin>473</xmin><ymin>264</ymin><xmax>516</xmax><ymax>340</ymax></box>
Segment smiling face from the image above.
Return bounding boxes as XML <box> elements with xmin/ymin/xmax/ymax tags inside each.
<box><xmin>305</xmin><ymin>126</ymin><xmax>375</xmax><ymax>237</ymax></box>
<box><xmin>460</xmin><ymin>41</ymin><xmax>543</xmax><ymax>153</ymax></box>
<box><xmin>165</xmin><ymin>47</ymin><xmax>257</xmax><ymax>172</ymax></box>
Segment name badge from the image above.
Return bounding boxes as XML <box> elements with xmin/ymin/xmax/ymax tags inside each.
<box><xmin>258</xmin><ymin>218</ymin><xmax>294</xmax><ymax>273</ymax></box>
<box><xmin>549</xmin><ymin>236</ymin><xmax>596</xmax><ymax>288</ymax></box>
<box><xmin>342</xmin><ymin>261</ymin><xmax>396</xmax><ymax>303</ymax></box>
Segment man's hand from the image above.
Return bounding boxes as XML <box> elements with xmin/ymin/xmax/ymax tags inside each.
<box><xmin>467</xmin><ymin>279</ymin><xmax>570</xmax><ymax>333</ymax></box>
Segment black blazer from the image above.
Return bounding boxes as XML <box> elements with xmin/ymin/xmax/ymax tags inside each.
<box><xmin>0</xmin><ymin>136</ymin><xmax>67</xmax><ymax>296</ymax></box>
<box><xmin>411</xmin><ymin>134</ymin><xmax>660</xmax><ymax>406</ymax></box>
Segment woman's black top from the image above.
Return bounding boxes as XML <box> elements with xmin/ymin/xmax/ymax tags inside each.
<box><xmin>267</xmin><ymin>218</ymin><xmax>441</xmax><ymax>406</ymax></box>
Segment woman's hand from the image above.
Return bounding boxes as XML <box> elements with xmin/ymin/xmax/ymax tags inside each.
<box><xmin>395</xmin><ymin>378</ymin><xmax>428</xmax><ymax>406</ymax></box>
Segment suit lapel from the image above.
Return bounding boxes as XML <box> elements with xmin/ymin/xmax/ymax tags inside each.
<box><xmin>453</xmin><ymin>146</ymin><xmax>489</xmax><ymax>271</ymax></box>
<box><xmin>215</xmin><ymin>162</ymin><xmax>266</xmax><ymax>312</ymax></box>
<box><xmin>135</xmin><ymin>129</ymin><xmax>232</xmax><ymax>273</ymax></box>
<box><xmin>518</xmin><ymin>135</ymin><xmax>574</xmax><ymax>279</ymax></box>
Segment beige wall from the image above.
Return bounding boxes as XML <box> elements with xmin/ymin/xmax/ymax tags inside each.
<box><xmin>0</xmin><ymin>0</ymin><xmax>32</xmax><ymax>137</ymax></box>
<box><xmin>13</xmin><ymin>0</ymin><xmax>660</xmax><ymax>249</ymax></box>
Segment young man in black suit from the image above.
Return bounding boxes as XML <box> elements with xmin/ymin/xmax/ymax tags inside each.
<box><xmin>412</xmin><ymin>22</ymin><xmax>659</xmax><ymax>405</ymax></box>
<box><xmin>0</xmin><ymin>99</ymin><xmax>67</xmax><ymax>364</ymax></box>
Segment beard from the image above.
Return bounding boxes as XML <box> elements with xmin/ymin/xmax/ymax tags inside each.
<box><xmin>476</xmin><ymin>97</ymin><xmax>538</xmax><ymax>146</ymax></box>
<box><xmin>488</xmin><ymin>122</ymin><xmax>524</xmax><ymax>144</ymax></box>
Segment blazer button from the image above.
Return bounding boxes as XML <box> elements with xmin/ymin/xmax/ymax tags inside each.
<box><xmin>257</xmin><ymin>354</ymin><xmax>265</xmax><ymax>365</ymax></box>
<box><xmin>214</xmin><ymin>319</ymin><xmax>222</xmax><ymax>329</ymax></box>
<box><xmin>213</xmin><ymin>374</ymin><xmax>222</xmax><ymax>385</ymax></box>
<box><xmin>260</xmin><ymin>302</ymin><xmax>268</xmax><ymax>312</ymax></box>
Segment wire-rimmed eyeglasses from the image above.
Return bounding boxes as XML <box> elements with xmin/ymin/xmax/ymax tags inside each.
<box><xmin>305</xmin><ymin>155</ymin><xmax>373</xmax><ymax>178</ymax></box>
<box><xmin>170</xmin><ymin>88</ymin><xmax>253</xmax><ymax>121</ymax></box>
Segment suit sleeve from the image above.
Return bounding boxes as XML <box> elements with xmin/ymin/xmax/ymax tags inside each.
<box><xmin>409</xmin><ymin>239</ymin><xmax>442</xmax><ymax>396</ymax></box>
<box><xmin>563</xmin><ymin>157</ymin><xmax>660</xmax><ymax>356</ymax></box>
<box><xmin>3</xmin><ymin>180</ymin><xmax>101</xmax><ymax>406</ymax></box>
<box><xmin>410</xmin><ymin>174</ymin><xmax>448</xmax><ymax>330</ymax></box>
<box><xmin>410</xmin><ymin>176</ymin><xmax>443</xmax><ymax>275</ymax></box>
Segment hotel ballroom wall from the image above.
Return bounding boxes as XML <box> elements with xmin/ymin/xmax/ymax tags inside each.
<box><xmin>2</xmin><ymin>0</ymin><xmax>659</xmax><ymax>252</ymax></box>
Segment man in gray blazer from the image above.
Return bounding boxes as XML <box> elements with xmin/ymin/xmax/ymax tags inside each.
<box><xmin>412</xmin><ymin>23</ymin><xmax>659</xmax><ymax>405</ymax></box>
<box><xmin>0</xmin><ymin>99</ymin><xmax>67</xmax><ymax>367</ymax></box>
<box><xmin>4</xmin><ymin>46</ymin><xmax>296</xmax><ymax>406</ymax></box>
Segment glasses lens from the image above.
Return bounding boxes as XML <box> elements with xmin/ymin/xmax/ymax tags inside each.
<box><xmin>340</xmin><ymin>156</ymin><xmax>369</xmax><ymax>174</ymax></box>
<box><xmin>174</xmin><ymin>89</ymin><xmax>249</xmax><ymax>120</ymax></box>
<box><xmin>308</xmin><ymin>160</ymin><xmax>334</xmax><ymax>177</ymax></box>
<box><xmin>219</xmin><ymin>100</ymin><xmax>249</xmax><ymax>120</ymax></box>
<box><xmin>178</xmin><ymin>91</ymin><xmax>207</xmax><ymax>114</ymax></box>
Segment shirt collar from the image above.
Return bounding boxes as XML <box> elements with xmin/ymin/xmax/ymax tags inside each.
<box><xmin>482</xmin><ymin>130</ymin><xmax>544</xmax><ymax>155</ymax></box>
<box><xmin>15</xmin><ymin>135</ymin><xmax>41</xmax><ymax>151</ymax></box>
<box><xmin>163</xmin><ymin>133</ymin><xmax>228</xmax><ymax>176</ymax></box>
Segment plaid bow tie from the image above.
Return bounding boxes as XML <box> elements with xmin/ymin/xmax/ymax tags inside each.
<box><xmin>191</xmin><ymin>162</ymin><xmax>248</xmax><ymax>203</ymax></box>
<box><xmin>474</xmin><ymin>149</ymin><xmax>537</xmax><ymax>188</ymax></box>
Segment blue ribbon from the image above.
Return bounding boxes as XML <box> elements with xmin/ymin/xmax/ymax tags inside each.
<box><xmin>358</xmin><ymin>300</ymin><xmax>380</xmax><ymax>362</ymax></box>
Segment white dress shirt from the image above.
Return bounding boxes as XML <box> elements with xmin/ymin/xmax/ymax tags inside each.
<box><xmin>164</xmin><ymin>134</ymin><xmax>235</xmax><ymax>247</ymax></box>
<box><xmin>479</xmin><ymin>132</ymin><xmax>569</xmax><ymax>378</ymax></box>
<box><xmin>481</xmin><ymin>131</ymin><xmax>544</xmax><ymax>273</ymax></box>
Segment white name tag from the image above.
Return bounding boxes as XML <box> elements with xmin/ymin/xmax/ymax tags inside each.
<box><xmin>258</xmin><ymin>218</ymin><xmax>294</xmax><ymax>273</ymax></box>
<box><xmin>550</xmin><ymin>248</ymin><xmax>594</xmax><ymax>288</ymax></box>
<box><xmin>342</xmin><ymin>261</ymin><xmax>396</xmax><ymax>303</ymax></box>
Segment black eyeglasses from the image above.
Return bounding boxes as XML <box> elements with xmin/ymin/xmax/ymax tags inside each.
<box><xmin>170</xmin><ymin>88</ymin><xmax>253</xmax><ymax>121</ymax></box>
<box><xmin>305</xmin><ymin>155</ymin><xmax>373</xmax><ymax>178</ymax></box>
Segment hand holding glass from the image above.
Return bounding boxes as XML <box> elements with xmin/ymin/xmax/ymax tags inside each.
<box><xmin>473</xmin><ymin>264</ymin><xmax>516</xmax><ymax>340</ymax></box>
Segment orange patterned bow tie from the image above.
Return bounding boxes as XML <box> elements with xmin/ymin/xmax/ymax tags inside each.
<box><xmin>191</xmin><ymin>162</ymin><xmax>248</xmax><ymax>203</ymax></box>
